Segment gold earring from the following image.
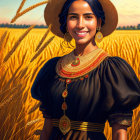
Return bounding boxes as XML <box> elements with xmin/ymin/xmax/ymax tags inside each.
<box><xmin>95</xmin><ymin>27</ymin><xmax>103</xmax><ymax>43</ymax></box>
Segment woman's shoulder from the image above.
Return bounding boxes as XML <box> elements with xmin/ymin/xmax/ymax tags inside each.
<box><xmin>100</xmin><ymin>55</ymin><xmax>140</xmax><ymax>107</ymax></box>
<box><xmin>100</xmin><ymin>56</ymin><xmax>140</xmax><ymax>85</ymax></box>
<box><xmin>100</xmin><ymin>56</ymin><xmax>136</xmax><ymax>74</ymax></box>
<box><xmin>99</xmin><ymin>56</ymin><xmax>140</xmax><ymax>127</ymax></box>
<box><xmin>31</xmin><ymin>57</ymin><xmax>61</xmax><ymax>100</ymax></box>
<box><xmin>43</xmin><ymin>57</ymin><xmax>61</xmax><ymax>69</ymax></box>
<box><xmin>102</xmin><ymin>56</ymin><xmax>130</xmax><ymax>66</ymax></box>
<box><xmin>39</xmin><ymin>57</ymin><xmax>61</xmax><ymax>77</ymax></box>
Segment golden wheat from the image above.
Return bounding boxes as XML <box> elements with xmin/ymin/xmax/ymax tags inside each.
<box><xmin>0</xmin><ymin>28</ymin><xmax>140</xmax><ymax>140</ymax></box>
<box><xmin>35</xmin><ymin>25</ymin><xmax>52</xmax><ymax>52</ymax></box>
<box><xmin>4</xmin><ymin>25</ymin><xmax>35</xmax><ymax>62</ymax></box>
<box><xmin>16</xmin><ymin>0</ymin><xmax>27</xmax><ymax>14</ymax></box>
<box><xmin>11</xmin><ymin>1</ymin><xmax>48</xmax><ymax>23</ymax></box>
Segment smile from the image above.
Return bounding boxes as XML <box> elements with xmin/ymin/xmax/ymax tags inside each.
<box><xmin>75</xmin><ymin>31</ymin><xmax>88</xmax><ymax>37</ymax></box>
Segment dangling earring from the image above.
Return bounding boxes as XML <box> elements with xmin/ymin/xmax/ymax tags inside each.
<box><xmin>95</xmin><ymin>27</ymin><xmax>103</xmax><ymax>43</ymax></box>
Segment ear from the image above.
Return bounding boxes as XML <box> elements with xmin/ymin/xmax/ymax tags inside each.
<box><xmin>97</xmin><ymin>18</ymin><xmax>102</xmax><ymax>28</ymax></box>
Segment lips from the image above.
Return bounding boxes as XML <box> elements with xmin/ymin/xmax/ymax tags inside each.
<box><xmin>75</xmin><ymin>31</ymin><xmax>88</xmax><ymax>37</ymax></box>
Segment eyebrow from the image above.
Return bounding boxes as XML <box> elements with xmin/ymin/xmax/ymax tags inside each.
<box><xmin>68</xmin><ymin>13</ymin><xmax>94</xmax><ymax>16</ymax></box>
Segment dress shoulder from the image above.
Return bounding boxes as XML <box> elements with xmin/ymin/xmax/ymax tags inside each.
<box><xmin>31</xmin><ymin>57</ymin><xmax>60</xmax><ymax>118</ymax></box>
<box><xmin>99</xmin><ymin>56</ymin><xmax>140</xmax><ymax>127</ymax></box>
<box><xmin>31</xmin><ymin>57</ymin><xmax>60</xmax><ymax>101</ymax></box>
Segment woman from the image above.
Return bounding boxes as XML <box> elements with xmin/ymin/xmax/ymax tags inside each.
<box><xmin>31</xmin><ymin>0</ymin><xmax>140</xmax><ymax>139</ymax></box>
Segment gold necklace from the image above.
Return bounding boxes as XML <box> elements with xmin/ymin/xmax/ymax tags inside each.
<box><xmin>59</xmin><ymin>79</ymin><xmax>71</xmax><ymax>135</ymax></box>
<box><xmin>71</xmin><ymin>48</ymin><xmax>99</xmax><ymax>67</ymax></box>
<box><xmin>71</xmin><ymin>54</ymin><xmax>81</xmax><ymax>66</ymax></box>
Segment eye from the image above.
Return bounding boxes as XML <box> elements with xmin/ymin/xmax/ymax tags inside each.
<box><xmin>85</xmin><ymin>15</ymin><xmax>93</xmax><ymax>19</ymax></box>
<box><xmin>68</xmin><ymin>15</ymin><xmax>78</xmax><ymax>20</ymax></box>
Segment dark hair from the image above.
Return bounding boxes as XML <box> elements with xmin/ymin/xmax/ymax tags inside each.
<box><xmin>59</xmin><ymin>0</ymin><xmax>105</xmax><ymax>34</ymax></box>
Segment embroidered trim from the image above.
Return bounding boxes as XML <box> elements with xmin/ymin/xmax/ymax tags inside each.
<box><xmin>108</xmin><ymin>113</ymin><xmax>132</xmax><ymax>127</ymax></box>
<box><xmin>56</xmin><ymin>48</ymin><xmax>109</xmax><ymax>78</ymax></box>
<box><xmin>52</xmin><ymin>119</ymin><xmax>105</xmax><ymax>132</ymax></box>
<box><xmin>109</xmin><ymin>118</ymin><xmax>132</xmax><ymax>127</ymax></box>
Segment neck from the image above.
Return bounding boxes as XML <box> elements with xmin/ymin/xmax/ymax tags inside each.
<box><xmin>74</xmin><ymin>40</ymin><xmax>98</xmax><ymax>56</ymax></box>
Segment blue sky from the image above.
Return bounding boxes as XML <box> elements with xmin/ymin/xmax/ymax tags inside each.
<box><xmin>0</xmin><ymin>0</ymin><xmax>140</xmax><ymax>26</ymax></box>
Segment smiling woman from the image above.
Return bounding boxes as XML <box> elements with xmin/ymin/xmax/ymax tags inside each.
<box><xmin>67</xmin><ymin>1</ymin><xmax>99</xmax><ymax>46</ymax></box>
<box><xmin>31</xmin><ymin>0</ymin><xmax>140</xmax><ymax>140</ymax></box>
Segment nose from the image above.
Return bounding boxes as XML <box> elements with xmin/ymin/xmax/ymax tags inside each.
<box><xmin>76</xmin><ymin>16</ymin><xmax>85</xmax><ymax>29</ymax></box>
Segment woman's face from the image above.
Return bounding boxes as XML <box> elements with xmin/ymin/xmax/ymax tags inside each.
<box><xmin>67</xmin><ymin>0</ymin><xmax>98</xmax><ymax>45</ymax></box>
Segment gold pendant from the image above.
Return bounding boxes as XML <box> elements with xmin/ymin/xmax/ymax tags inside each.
<box><xmin>71</xmin><ymin>58</ymin><xmax>80</xmax><ymax>66</ymax></box>
<box><xmin>59</xmin><ymin>115</ymin><xmax>71</xmax><ymax>135</ymax></box>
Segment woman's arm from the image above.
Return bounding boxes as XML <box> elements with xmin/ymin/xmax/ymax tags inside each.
<box><xmin>112</xmin><ymin>123</ymin><xmax>128</xmax><ymax>140</ymax></box>
<box><xmin>40</xmin><ymin>118</ymin><xmax>53</xmax><ymax>140</ymax></box>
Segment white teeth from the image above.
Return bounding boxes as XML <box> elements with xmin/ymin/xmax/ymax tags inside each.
<box><xmin>76</xmin><ymin>32</ymin><xmax>87</xmax><ymax>35</ymax></box>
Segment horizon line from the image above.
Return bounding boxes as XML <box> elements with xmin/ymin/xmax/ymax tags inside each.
<box><xmin>0</xmin><ymin>22</ymin><xmax>140</xmax><ymax>27</ymax></box>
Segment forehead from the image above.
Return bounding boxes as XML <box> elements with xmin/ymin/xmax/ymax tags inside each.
<box><xmin>68</xmin><ymin>0</ymin><xmax>93</xmax><ymax>13</ymax></box>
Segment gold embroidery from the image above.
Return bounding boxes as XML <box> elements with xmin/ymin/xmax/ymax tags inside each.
<box><xmin>56</xmin><ymin>48</ymin><xmax>109</xmax><ymax>78</ymax></box>
<box><xmin>108</xmin><ymin>113</ymin><xmax>132</xmax><ymax>127</ymax></box>
<box><xmin>59</xmin><ymin>115</ymin><xmax>71</xmax><ymax>135</ymax></box>
<box><xmin>52</xmin><ymin>119</ymin><xmax>105</xmax><ymax>132</ymax></box>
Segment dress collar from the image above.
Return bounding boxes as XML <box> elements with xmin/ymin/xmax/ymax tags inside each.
<box><xmin>56</xmin><ymin>48</ymin><xmax>109</xmax><ymax>79</ymax></box>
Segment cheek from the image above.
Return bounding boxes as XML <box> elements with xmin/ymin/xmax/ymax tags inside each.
<box><xmin>67</xmin><ymin>21</ymin><xmax>76</xmax><ymax>33</ymax></box>
<box><xmin>87</xmin><ymin>20</ymin><xmax>97</xmax><ymax>30</ymax></box>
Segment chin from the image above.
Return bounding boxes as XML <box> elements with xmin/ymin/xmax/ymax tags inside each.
<box><xmin>75</xmin><ymin>39</ymin><xmax>93</xmax><ymax>46</ymax></box>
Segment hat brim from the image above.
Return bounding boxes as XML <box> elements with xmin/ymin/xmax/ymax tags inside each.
<box><xmin>44</xmin><ymin>0</ymin><xmax>118</xmax><ymax>38</ymax></box>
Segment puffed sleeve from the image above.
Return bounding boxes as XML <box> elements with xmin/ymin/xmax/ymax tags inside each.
<box><xmin>31</xmin><ymin>57</ymin><xmax>59</xmax><ymax>118</ymax></box>
<box><xmin>101</xmin><ymin>56</ymin><xmax>140</xmax><ymax>127</ymax></box>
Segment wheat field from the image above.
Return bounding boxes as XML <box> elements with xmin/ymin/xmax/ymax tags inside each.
<box><xmin>0</xmin><ymin>28</ymin><xmax>140</xmax><ymax>140</ymax></box>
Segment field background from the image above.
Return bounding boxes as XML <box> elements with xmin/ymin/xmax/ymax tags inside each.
<box><xmin>0</xmin><ymin>28</ymin><xmax>140</xmax><ymax>140</ymax></box>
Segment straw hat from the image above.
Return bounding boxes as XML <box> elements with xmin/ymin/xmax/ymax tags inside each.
<box><xmin>44</xmin><ymin>0</ymin><xmax>118</xmax><ymax>38</ymax></box>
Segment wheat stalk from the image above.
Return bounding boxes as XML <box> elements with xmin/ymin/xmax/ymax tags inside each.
<box><xmin>30</xmin><ymin>36</ymin><xmax>55</xmax><ymax>62</ymax></box>
<box><xmin>36</xmin><ymin>25</ymin><xmax>52</xmax><ymax>52</ymax></box>
<box><xmin>26</xmin><ymin>119</ymin><xmax>41</xmax><ymax>126</ymax></box>
<box><xmin>0</xmin><ymin>84</ymin><xmax>21</xmax><ymax>102</ymax></box>
<box><xmin>129</xmin><ymin>112</ymin><xmax>140</xmax><ymax>140</ymax></box>
<box><xmin>0</xmin><ymin>31</ymin><xmax>7</xmax><ymax>50</ymax></box>
<box><xmin>11</xmin><ymin>1</ymin><xmax>48</xmax><ymax>23</ymax></box>
<box><xmin>0</xmin><ymin>114</ymin><xmax>11</xmax><ymax>134</ymax></box>
<box><xmin>0</xmin><ymin>87</ymin><xmax>21</xmax><ymax>109</ymax></box>
<box><xmin>16</xmin><ymin>0</ymin><xmax>27</xmax><ymax>14</ymax></box>
<box><xmin>0</xmin><ymin>28</ymin><xmax>140</xmax><ymax>140</ymax></box>
<box><xmin>4</xmin><ymin>25</ymin><xmax>35</xmax><ymax>62</ymax></box>
<box><xmin>28</xmin><ymin>102</ymin><xmax>41</xmax><ymax>114</ymax></box>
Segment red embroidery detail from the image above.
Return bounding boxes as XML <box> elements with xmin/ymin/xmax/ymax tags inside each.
<box><xmin>59</xmin><ymin>52</ymin><xmax>108</xmax><ymax>78</ymax></box>
<box><xmin>80</xmin><ymin>77</ymin><xmax>84</xmax><ymax>80</ymax></box>
<box><xmin>63</xmin><ymin>121</ymin><xmax>67</xmax><ymax>127</ymax></box>
<box><xmin>85</xmin><ymin>75</ymin><xmax>89</xmax><ymax>78</ymax></box>
<box><xmin>59</xmin><ymin>78</ymin><xmax>65</xmax><ymax>82</ymax></box>
<box><xmin>71</xmin><ymin>58</ymin><xmax>80</xmax><ymax>67</ymax></box>
<box><xmin>62</xmin><ymin>102</ymin><xmax>67</xmax><ymax>110</ymax></box>
<box><xmin>62</xmin><ymin>90</ymin><xmax>68</xmax><ymax>98</ymax></box>
<box><xmin>66</xmin><ymin>79</ymin><xmax>71</xmax><ymax>84</ymax></box>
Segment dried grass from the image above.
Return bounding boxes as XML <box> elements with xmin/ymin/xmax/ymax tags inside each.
<box><xmin>4</xmin><ymin>25</ymin><xmax>35</xmax><ymax>62</ymax></box>
<box><xmin>16</xmin><ymin>0</ymin><xmax>27</xmax><ymax>14</ymax></box>
<box><xmin>30</xmin><ymin>36</ymin><xmax>55</xmax><ymax>62</ymax></box>
<box><xmin>35</xmin><ymin>25</ymin><xmax>51</xmax><ymax>52</ymax></box>
<box><xmin>0</xmin><ymin>28</ymin><xmax>139</xmax><ymax>140</ymax></box>
<box><xmin>11</xmin><ymin>1</ymin><xmax>48</xmax><ymax>23</ymax></box>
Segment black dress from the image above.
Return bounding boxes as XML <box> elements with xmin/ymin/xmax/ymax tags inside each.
<box><xmin>31</xmin><ymin>49</ymin><xmax>140</xmax><ymax>140</ymax></box>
